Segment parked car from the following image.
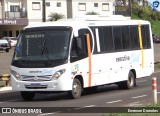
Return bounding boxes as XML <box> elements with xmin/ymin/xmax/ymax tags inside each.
<box><xmin>0</xmin><ymin>39</ymin><xmax>10</xmax><ymax>52</ymax></box>
<box><xmin>2</xmin><ymin>37</ymin><xmax>17</xmax><ymax>47</ymax></box>
<box><xmin>153</xmin><ymin>34</ymin><xmax>160</xmax><ymax>43</ymax></box>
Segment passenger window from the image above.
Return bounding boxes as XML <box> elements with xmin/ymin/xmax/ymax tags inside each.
<box><xmin>141</xmin><ymin>25</ymin><xmax>147</xmax><ymax>48</ymax></box>
<box><xmin>145</xmin><ymin>25</ymin><xmax>151</xmax><ymax>48</ymax></box>
<box><xmin>130</xmin><ymin>26</ymin><xmax>140</xmax><ymax>49</ymax></box>
<box><xmin>103</xmin><ymin>27</ymin><xmax>113</xmax><ymax>52</ymax></box>
<box><xmin>121</xmin><ymin>26</ymin><xmax>130</xmax><ymax>49</ymax></box>
<box><xmin>113</xmin><ymin>27</ymin><xmax>122</xmax><ymax>50</ymax></box>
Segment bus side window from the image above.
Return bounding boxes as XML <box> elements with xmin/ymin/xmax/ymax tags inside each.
<box><xmin>70</xmin><ymin>29</ymin><xmax>91</xmax><ymax>62</ymax></box>
<box><xmin>130</xmin><ymin>26</ymin><xmax>140</xmax><ymax>49</ymax></box>
<box><xmin>70</xmin><ymin>36</ymin><xmax>87</xmax><ymax>62</ymax></box>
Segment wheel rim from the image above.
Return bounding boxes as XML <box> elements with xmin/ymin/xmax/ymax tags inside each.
<box><xmin>73</xmin><ymin>82</ymin><xmax>80</xmax><ymax>96</ymax></box>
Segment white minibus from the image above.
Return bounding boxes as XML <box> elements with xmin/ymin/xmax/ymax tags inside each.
<box><xmin>10</xmin><ymin>15</ymin><xmax>154</xmax><ymax>100</ymax></box>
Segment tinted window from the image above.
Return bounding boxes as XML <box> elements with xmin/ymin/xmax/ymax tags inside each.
<box><xmin>70</xmin><ymin>29</ymin><xmax>92</xmax><ymax>62</ymax></box>
<box><xmin>113</xmin><ymin>27</ymin><xmax>122</xmax><ymax>50</ymax></box>
<box><xmin>121</xmin><ymin>26</ymin><xmax>130</xmax><ymax>49</ymax></box>
<box><xmin>145</xmin><ymin>25</ymin><xmax>151</xmax><ymax>48</ymax></box>
<box><xmin>103</xmin><ymin>27</ymin><xmax>113</xmax><ymax>52</ymax></box>
<box><xmin>141</xmin><ymin>25</ymin><xmax>147</xmax><ymax>48</ymax></box>
<box><xmin>130</xmin><ymin>26</ymin><xmax>140</xmax><ymax>49</ymax></box>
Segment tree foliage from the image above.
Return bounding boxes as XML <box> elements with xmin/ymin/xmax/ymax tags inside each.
<box><xmin>86</xmin><ymin>11</ymin><xmax>99</xmax><ymax>15</ymax></box>
<box><xmin>48</xmin><ymin>12</ymin><xmax>65</xmax><ymax>21</ymax></box>
<box><xmin>132</xmin><ymin>3</ymin><xmax>160</xmax><ymax>35</ymax></box>
<box><xmin>132</xmin><ymin>3</ymin><xmax>160</xmax><ymax>21</ymax></box>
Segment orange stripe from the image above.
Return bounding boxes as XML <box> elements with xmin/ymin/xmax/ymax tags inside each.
<box><xmin>86</xmin><ymin>34</ymin><xmax>92</xmax><ymax>87</ymax></box>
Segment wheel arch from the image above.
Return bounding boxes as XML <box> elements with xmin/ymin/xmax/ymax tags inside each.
<box><xmin>74</xmin><ymin>75</ymin><xmax>84</xmax><ymax>89</ymax></box>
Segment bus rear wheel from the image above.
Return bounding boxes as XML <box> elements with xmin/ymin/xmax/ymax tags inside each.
<box><xmin>118</xmin><ymin>71</ymin><xmax>136</xmax><ymax>89</ymax></box>
<box><xmin>68</xmin><ymin>78</ymin><xmax>82</xmax><ymax>99</ymax></box>
<box><xmin>21</xmin><ymin>91</ymin><xmax>35</xmax><ymax>101</ymax></box>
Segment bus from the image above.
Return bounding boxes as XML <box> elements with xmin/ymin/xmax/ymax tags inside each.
<box><xmin>10</xmin><ymin>15</ymin><xmax>154</xmax><ymax>100</ymax></box>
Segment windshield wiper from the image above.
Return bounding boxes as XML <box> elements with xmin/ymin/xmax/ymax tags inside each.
<box><xmin>41</xmin><ymin>37</ymin><xmax>51</xmax><ymax>65</ymax></box>
<box><xmin>18</xmin><ymin>58</ymin><xmax>24</xmax><ymax>66</ymax></box>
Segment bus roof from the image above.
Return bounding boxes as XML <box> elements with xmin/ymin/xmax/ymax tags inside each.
<box><xmin>24</xmin><ymin>15</ymin><xmax>150</xmax><ymax>29</ymax></box>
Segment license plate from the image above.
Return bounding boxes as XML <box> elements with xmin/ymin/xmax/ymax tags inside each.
<box><xmin>25</xmin><ymin>83</ymin><xmax>48</xmax><ymax>88</ymax></box>
<box><xmin>30</xmin><ymin>83</ymin><xmax>41</xmax><ymax>87</ymax></box>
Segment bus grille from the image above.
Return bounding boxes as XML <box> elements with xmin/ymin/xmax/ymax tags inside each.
<box><xmin>21</xmin><ymin>75</ymin><xmax>52</xmax><ymax>81</ymax></box>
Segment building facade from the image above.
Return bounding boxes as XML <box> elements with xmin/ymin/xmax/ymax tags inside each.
<box><xmin>0</xmin><ymin>0</ymin><xmax>115</xmax><ymax>38</ymax></box>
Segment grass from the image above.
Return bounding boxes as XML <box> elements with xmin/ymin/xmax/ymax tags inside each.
<box><xmin>154</xmin><ymin>63</ymin><xmax>160</xmax><ymax>70</ymax></box>
<box><xmin>151</xmin><ymin>20</ymin><xmax>160</xmax><ymax>36</ymax></box>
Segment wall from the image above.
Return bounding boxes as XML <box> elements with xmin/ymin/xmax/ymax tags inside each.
<box><xmin>27</xmin><ymin>0</ymin><xmax>67</xmax><ymax>25</ymax></box>
<box><xmin>72</xmin><ymin>0</ymin><xmax>114</xmax><ymax>18</ymax></box>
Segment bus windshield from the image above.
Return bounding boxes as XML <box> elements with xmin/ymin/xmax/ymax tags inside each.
<box><xmin>12</xmin><ymin>27</ymin><xmax>71</xmax><ymax>68</ymax></box>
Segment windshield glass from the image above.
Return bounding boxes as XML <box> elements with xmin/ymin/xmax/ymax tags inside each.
<box><xmin>12</xmin><ymin>27</ymin><xmax>72</xmax><ymax>68</ymax></box>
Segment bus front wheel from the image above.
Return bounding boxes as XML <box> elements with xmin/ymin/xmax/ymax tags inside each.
<box><xmin>68</xmin><ymin>78</ymin><xmax>82</xmax><ymax>99</ymax></box>
<box><xmin>21</xmin><ymin>91</ymin><xmax>35</xmax><ymax>101</ymax></box>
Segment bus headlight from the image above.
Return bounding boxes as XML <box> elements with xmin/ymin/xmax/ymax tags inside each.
<box><xmin>11</xmin><ymin>70</ymin><xmax>21</xmax><ymax>80</ymax></box>
<box><xmin>52</xmin><ymin>69</ymin><xmax>66</xmax><ymax>80</ymax></box>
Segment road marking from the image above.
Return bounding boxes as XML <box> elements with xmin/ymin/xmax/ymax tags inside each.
<box><xmin>74</xmin><ymin>107</ymin><xmax>83</xmax><ymax>110</ymax></box>
<box><xmin>74</xmin><ymin>105</ymin><xmax>96</xmax><ymax>110</ymax></box>
<box><xmin>38</xmin><ymin>111</ymin><xmax>61</xmax><ymax>116</ymax></box>
<box><xmin>107</xmin><ymin>100</ymin><xmax>122</xmax><ymax>104</ymax></box>
<box><xmin>127</xmin><ymin>102</ymin><xmax>143</xmax><ymax>107</ymax></box>
<box><xmin>84</xmin><ymin>105</ymin><xmax>96</xmax><ymax>108</ymax></box>
<box><xmin>132</xmin><ymin>95</ymin><xmax>147</xmax><ymax>99</ymax></box>
<box><xmin>137</xmin><ymin>80</ymin><xmax>147</xmax><ymax>83</ymax></box>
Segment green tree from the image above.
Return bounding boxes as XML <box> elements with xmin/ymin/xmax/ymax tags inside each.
<box><xmin>86</xmin><ymin>11</ymin><xmax>99</xmax><ymax>15</ymax></box>
<box><xmin>48</xmin><ymin>12</ymin><xmax>65</xmax><ymax>21</ymax></box>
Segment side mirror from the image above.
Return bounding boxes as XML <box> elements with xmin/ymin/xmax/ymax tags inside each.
<box><xmin>76</xmin><ymin>37</ymin><xmax>82</xmax><ymax>49</ymax></box>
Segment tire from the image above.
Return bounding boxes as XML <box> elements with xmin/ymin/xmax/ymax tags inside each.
<box><xmin>6</xmin><ymin>49</ymin><xmax>9</xmax><ymax>52</ymax></box>
<box><xmin>68</xmin><ymin>78</ymin><xmax>82</xmax><ymax>99</ymax></box>
<box><xmin>126</xmin><ymin>71</ymin><xmax>136</xmax><ymax>89</ymax></box>
<box><xmin>21</xmin><ymin>91</ymin><xmax>35</xmax><ymax>101</ymax></box>
<box><xmin>118</xmin><ymin>71</ymin><xmax>136</xmax><ymax>89</ymax></box>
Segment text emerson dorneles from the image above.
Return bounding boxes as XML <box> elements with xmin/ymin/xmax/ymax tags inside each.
<box><xmin>128</xmin><ymin>108</ymin><xmax>158</xmax><ymax>113</ymax></box>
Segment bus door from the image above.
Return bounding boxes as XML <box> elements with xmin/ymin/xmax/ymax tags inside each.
<box><xmin>70</xmin><ymin>28</ymin><xmax>96</xmax><ymax>87</ymax></box>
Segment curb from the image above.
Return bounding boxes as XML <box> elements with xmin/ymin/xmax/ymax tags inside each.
<box><xmin>0</xmin><ymin>86</ymin><xmax>12</xmax><ymax>93</ymax></box>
